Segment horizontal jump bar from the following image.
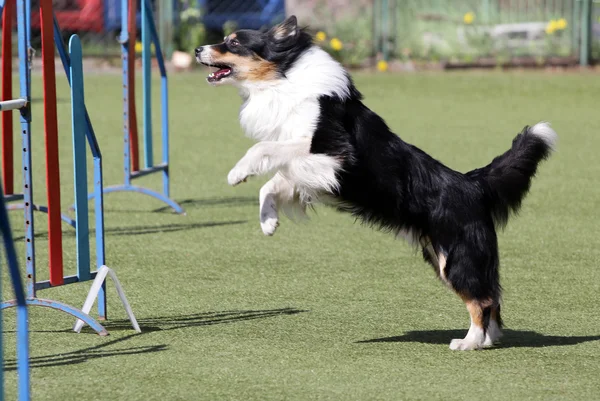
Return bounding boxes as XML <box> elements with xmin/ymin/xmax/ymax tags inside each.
<box><xmin>35</xmin><ymin>271</ymin><xmax>98</xmax><ymax>291</ymax></box>
<box><xmin>3</xmin><ymin>194</ymin><xmax>25</xmax><ymax>202</ymax></box>
<box><xmin>130</xmin><ymin>163</ymin><xmax>168</xmax><ymax>179</ymax></box>
<box><xmin>0</xmin><ymin>98</ymin><xmax>27</xmax><ymax>111</ymax></box>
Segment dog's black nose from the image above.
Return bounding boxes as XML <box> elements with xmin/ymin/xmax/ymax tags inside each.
<box><xmin>195</xmin><ymin>47</ymin><xmax>203</xmax><ymax>56</ymax></box>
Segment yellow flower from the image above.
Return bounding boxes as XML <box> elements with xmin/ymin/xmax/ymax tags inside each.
<box><xmin>377</xmin><ymin>60</ymin><xmax>388</xmax><ymax>72</ymax></box>
<box><xmin>546</xmin><ymin>19</ymin><xmax>558</xmax><ymax>34</ymax></box>
<box><xmin>134</xmin><ymin>41</ymin><xmax>156</xmax><ymax>54</ymax></box>
<box><xmin>330</xmin><ymin>38</ymin><xmax>343</xmax><ymax>51</ymax></box>
<box><xmin>315</xmin><ymin>31</ymin><xmax>327</xmax><ymax>42</ymax></box>
<box><xmin>556</xmin><ymin>18</ymin><xmax>567</xmax><ymax>30</ymax></box>
<box><xmin>463</xmin><ymin>12</ymin><xmax>475</xmax><ymax>25</ymax></box>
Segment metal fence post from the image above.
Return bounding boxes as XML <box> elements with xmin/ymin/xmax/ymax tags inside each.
<box><xmin>580</xmin><ymin>0</ymin><xmax>592</xmax><ymax>66</ymax></box>
<box><xmin>158</xmin><ymin>0</ymin><xmax>174</xmax><ymax>60</ymax></box>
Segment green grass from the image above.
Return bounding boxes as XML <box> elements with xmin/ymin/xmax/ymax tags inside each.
<box><xmin>2</xmin><ymin>69</ymin><xmax>600</xmax><ymax>400</ymax></box>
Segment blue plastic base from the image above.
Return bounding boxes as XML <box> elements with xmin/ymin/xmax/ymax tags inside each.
<box><xmin>73</xmin><ymin>184</ymin><xmax>185</xmax><ymax>215</ymax></box>
<box><xmin>6</xmin><ymin>202</ymin><xmax>77</xmax><ymax>227</ymax></box>
<box><xmin>1</xmin><ymin>298</ymin><xmax>108</xmax><ymax>336</ymax></box>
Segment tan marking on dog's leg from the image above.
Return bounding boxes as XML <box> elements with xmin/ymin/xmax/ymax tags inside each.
<box><xmin>420</xmin><ymin>237</ymin><xmax>449</xmax><ymax>284</ymax></box>
<box><xmin>438</xmin><ymin>252</ymin><xmax>447</xmax><ymax>282</ymax></box>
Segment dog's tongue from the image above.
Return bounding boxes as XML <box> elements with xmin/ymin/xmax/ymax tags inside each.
<box><xmin>214</xmin><ymin>67</ymin><xmax>231</xmax><ymax>79</ymax></box>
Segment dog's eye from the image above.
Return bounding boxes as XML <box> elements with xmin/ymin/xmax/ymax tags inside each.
<box><xmin>230</xmin><ymin>39</ymin><xmax>240</xmax><ymax>46</ymax></box>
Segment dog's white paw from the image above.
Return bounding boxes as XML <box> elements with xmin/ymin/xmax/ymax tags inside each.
<box><xmin>260</xmin><ymin>217</ymin><xmax>279</xmax><ymax>236</ymax></box>
<box><xmin>227</xmin><ymin>166</ymin><xmax>250</xmax><ymax>186</ymax></box>
<box><xmin>449</xmin><ymin>338</ymin><xmax>484</xmax><ymax>351</ymax></box>
<box><xmin>483</xmin><ymin>322</ymin><xmax>503</xmax><ymax>347</ymax></box>
<box><xmin>260</xmin><ymin>201</ymin><xmax>279</xmax><ymax>236</ymax></box>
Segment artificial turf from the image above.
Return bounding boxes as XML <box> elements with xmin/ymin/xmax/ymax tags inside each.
<box><xmin>2</xmin><ymin>69</ymin><xmax>600</xmax><ymax>400</ymax></box>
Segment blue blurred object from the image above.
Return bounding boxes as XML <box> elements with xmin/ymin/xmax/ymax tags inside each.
<box><xmin>198</xmin><ymin>0</ymin><xmax>286</xmax><ymax>31</ymax></box>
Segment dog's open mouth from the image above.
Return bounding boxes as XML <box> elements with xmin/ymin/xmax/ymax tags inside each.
<box><xmin>203</xmin><ymin>63</ymin><xmax>233</xmax><ymax>82</ymax></box>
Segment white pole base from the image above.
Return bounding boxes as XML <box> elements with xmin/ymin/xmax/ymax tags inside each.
<box><xmin>73</xmin><ymin>265</ymin><xmax>141</xmax><ymax>334</ymax></box>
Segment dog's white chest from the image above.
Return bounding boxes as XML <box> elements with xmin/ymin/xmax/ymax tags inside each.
<box><xmin>239</xmin><ymin>89</ymin><xmax>320</xmax><ymax>142</ymax></box>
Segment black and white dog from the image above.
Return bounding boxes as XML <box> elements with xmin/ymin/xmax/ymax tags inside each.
<box><xmin>195</xmin><ymin>16</ymin><xmax>557</xmax><ymax>350</ymax></box>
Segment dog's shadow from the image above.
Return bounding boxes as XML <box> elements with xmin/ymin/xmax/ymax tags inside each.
<box><xmin>358</xmin><ymin>329</ymin><xmax>600</xmax><ymax>349</ymax></box>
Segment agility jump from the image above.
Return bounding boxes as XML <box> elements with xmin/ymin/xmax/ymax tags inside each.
<box><xmin>0</xmin><ymin>0</ymin><xmax>139</xmax><ymax>336</ymax></box>
<box><xmin>78</xmin><ymin>0</ymin><xmax>185</xmax><ymax>215</ymax></box>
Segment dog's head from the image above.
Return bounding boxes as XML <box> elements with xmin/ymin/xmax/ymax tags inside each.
<box><xmin>195</xmin><ymin>16</ymin><xmax>312</xmax><ymax>86</ymax></box>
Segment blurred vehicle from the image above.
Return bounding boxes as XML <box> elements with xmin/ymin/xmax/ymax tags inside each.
<box><xmin>198</xmin><ymin>0</ymin><xmax>285</xmax><ymax>33</ymax></box>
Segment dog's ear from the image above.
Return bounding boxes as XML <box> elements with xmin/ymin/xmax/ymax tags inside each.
<box><xmin>268</xmin><ymin>15</ymin><xmax>299</xmax><ymax>44</ymax></box>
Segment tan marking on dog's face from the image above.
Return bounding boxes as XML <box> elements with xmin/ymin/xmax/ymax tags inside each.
<box><xmin>224</xmin><ymin>33</ymin><xmax>237</xmax><ymax>41</ymax></box>
<box><xmin>204</xmin><ymin>48</ymin><xmax>279</xmax><ymax>82</ymax></box>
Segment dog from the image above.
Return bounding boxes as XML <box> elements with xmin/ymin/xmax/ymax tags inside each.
<box><xmin>195</xmin><ymin>16</ymin><xmax>557</xmax><ymax>350</ymax></box>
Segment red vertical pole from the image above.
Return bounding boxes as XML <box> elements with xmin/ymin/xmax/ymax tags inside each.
<box><xmin>40</xmin><ymin>0</ymin><xmax>64</xmax><ymax>286</ymax></box>
<box><xmin>1</xmin><ymin>0</ymin><xmax>14</xmax><ymax>195</ymax></box>
<box><xmin>128</xmin><ymin>0</ymin><xmax>140</xmax><ymax>172</ymax></box>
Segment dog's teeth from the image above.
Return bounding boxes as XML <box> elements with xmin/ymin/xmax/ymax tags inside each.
<box><xmin>209</xmin><ymin>72</ymin><xmax>214</xmax><ymax>77</ymax></box>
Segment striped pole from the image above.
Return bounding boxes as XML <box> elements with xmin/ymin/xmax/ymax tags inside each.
<box><xmin>1</xmin><ymin>0</ymin><xmax>14</xmax><ymax>195</ymax></box>
<box><xmin>69</xmin><ymin>35</ymin><xmax>91</xmax><ymax>282</ymax></box>
<box><xmin>40</xmin><ymin>0</ymin><xmax>64</xmax><ymax>286</ymax></box>
<box><xmin>127</xmin><ymin>0</ymin><xmax>140</xmax><ymax>172</ymax></box>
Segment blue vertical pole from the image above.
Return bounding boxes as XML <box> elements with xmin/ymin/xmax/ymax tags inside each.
<box><xmin>18</xmin><ymin>0</ymin><xmax>36</xmax><ymax>300</ymax></box>
<box><xmin>69</xmin><ymin>35</ymin><xmax>91</xmax><ymax>282</ymax></box>
<box><xmin>161</xmin><ymin>76</ymin><xmax>169</xmax><ymax>197</ymax></box>
<box><xmin>0</xmin><ymin>187</ymin><xmax>31</xmax><ymax>401</ymax></box>
<box><xmin>54</xmin><ymin>18</ymin><xmax>107</xmax><ymax>319</ymax></box>
<box><xmin>121</xmin><ymin>0</ymin><xmax>132</xmax><ymax>186</ymax></box>
<box><xmin>142</xmin><ymin>0</ymin><xmax>153</xmax><ymax>168</ymax></box>
<box><xmin>144</xmin><ymin>0</ymin><xmax>169</xmax><ymax>197</ymax></box>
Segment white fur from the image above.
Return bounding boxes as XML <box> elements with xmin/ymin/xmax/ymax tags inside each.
<box><xmin>237</xmin><ymin>46</ymin><xmax>351</xmax><ymax>142</ymax></box>
<box><xmin>483</xmin><ymin>319</ymin><xmax>503</xmax><ymax>347</ymax></box>
<box><xmin>228</xmin><ymin>138</ymin><xmax>341</xmax><ymax>198</ymax></box>
<box><xmin>450</xmin><ymin>319</ymin><xmax>486</xmax><ymax>351</ymax></box>
<box><xmin>530</xmin><ymin>122</ymin><xmax>558</xmax><ymax>150</ymax></box>
<box><xmin>227</xmin><ymin>48</ymin><xmax>348</xmax><ymax>233</ymax></box>
<box><xmin>259</xmin><ymin>173</ymin><xmax>300</xmax><ymax>236</ymax></box>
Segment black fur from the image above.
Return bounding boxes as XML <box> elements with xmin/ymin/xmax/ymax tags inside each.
<box><xmin>224</xmin><ymin>16</ymin><xmax>313</xmax><ymax>76</ymax></box>
<box><xmin>310</xmin><ymin>80</ymin><xmax>554</xmax><ymax>328</ymax></box>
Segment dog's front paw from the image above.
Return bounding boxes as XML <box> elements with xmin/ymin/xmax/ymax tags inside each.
<box><xmin>449</xmin><ymin>338</ymin><xmax>483</xmax><ymax>351</ymax></box>
<box><xmin>260</xmin><ymin>217</ymin><xmax>279</xmax><ymax>236</ymax></box>
<box><xmin>260</xmin><ymin>201</ymin><xmax>279</xmax><ymax>236</ymax></box>
<box><xmin>227</xmin><ymin>166</ymin><xmax>250</xmax><ymax>186</ymax></box>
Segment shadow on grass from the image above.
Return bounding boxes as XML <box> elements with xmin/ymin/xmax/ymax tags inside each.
<box><xmin>102</xmin><ymin>308</ymin><xmax>308</xmax><ymax>332</ymax></box>
<box><xmin>2</xmin><ymin>333</ymin><xmax>166</xmax><ymax>371</ymax></box>
<box><xmin>3</xmin><ymin>308</ymin><xmax>304</xmax><ymax>370</ymax></box>
<box><xmin>153</xmin><ymin>196</ymin><xmax>257</xmax><ymax>213</ymax></box>
<box><xmin>358</xmin><ymin>329</ymin><xmax>600</xmax><ymax>348</ymax></box>
<box><xmin>13</xmin><ymin>220</ymin><xmax>246</xmax><ymax>241</ymax></box>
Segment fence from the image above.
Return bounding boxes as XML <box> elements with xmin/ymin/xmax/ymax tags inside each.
<box><xmin>373</xmin><ymin>0</ymin><xmax>600</xmax><ymax>67</ymax></box>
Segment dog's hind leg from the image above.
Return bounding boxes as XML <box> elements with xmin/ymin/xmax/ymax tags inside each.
<box><xmin>450</xmin><ymin>298</ymin><xmax>490</xmax><ymax>351</ymax></box>
<box><xmin>444</xmin><ymin>243</ymin><xmax>502</xmax><ymax>350</ymax></box>
<box><xmin>484</xmin><ymin>305</ymin><xmax>503</xmax><ymax>347</ymax></box>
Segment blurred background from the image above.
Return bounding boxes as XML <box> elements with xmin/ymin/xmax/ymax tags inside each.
<box><xmin>4</xmin><ymin>0</ymin><xmax>600</xmax><ymax>69</ymax></box>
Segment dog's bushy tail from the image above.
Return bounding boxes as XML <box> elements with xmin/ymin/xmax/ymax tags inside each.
<box><xmin>467</xmin><ymin>122</ymin><xmax>557</xmax><ymax>228</ymax></box>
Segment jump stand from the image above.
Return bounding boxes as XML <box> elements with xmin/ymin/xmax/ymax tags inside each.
<box><xmin>80</xmin><ymin>0</ymin><xmax>184</xmax><ymax>215</ymax></box>
<box><xmin>0</xmin><ymin>0</ymin><xmax>139</xmax><ymax>336</ymax></box>
<box><xmin>1</xmin><ymin>0</ymin><xmax>76</xmax><ymax>228</ymax></box>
